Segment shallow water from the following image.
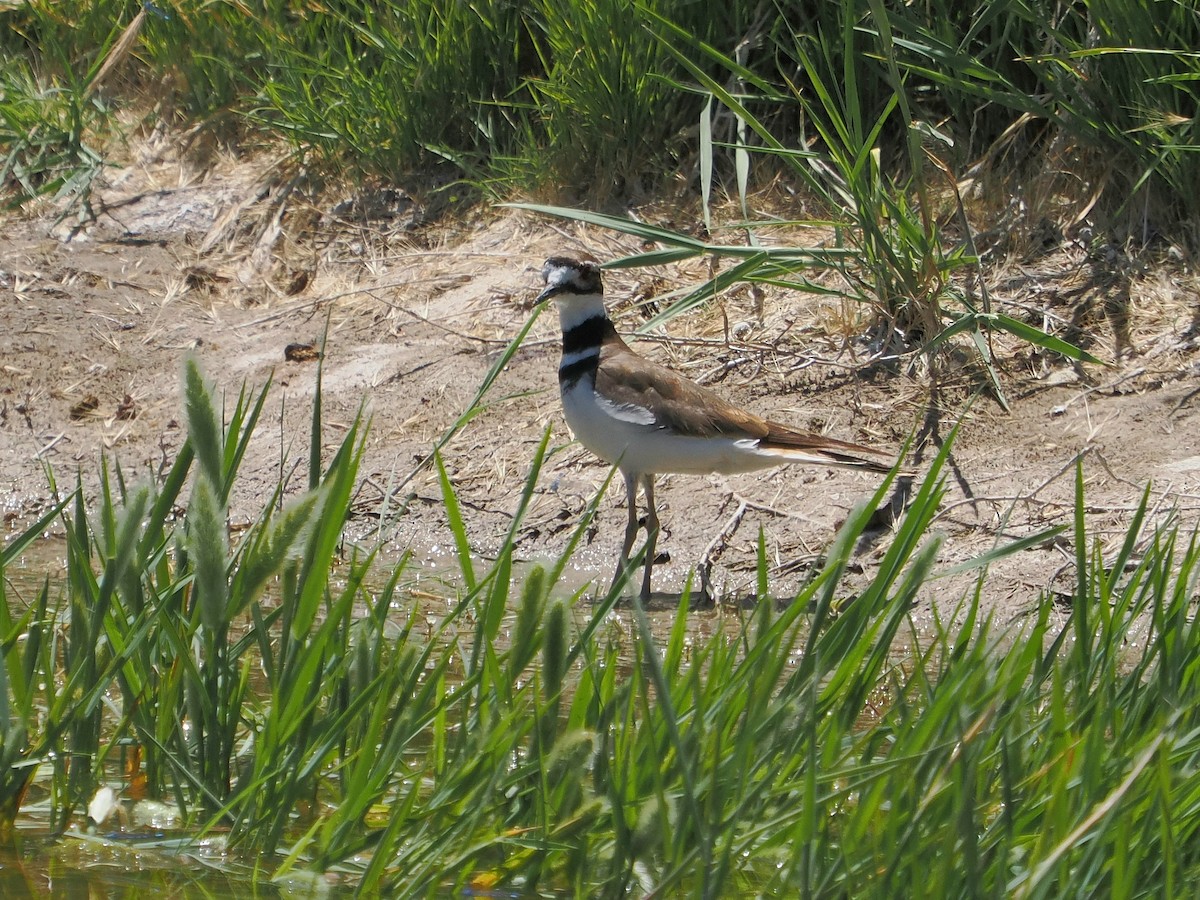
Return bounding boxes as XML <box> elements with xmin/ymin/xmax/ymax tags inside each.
<box><xmin>0</xmin><ymin>826</ymin><xmax>346</xmax><ymax>898</ymax></box>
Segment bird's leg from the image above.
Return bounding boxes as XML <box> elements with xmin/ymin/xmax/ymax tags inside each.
<box><xmin>639</xmin><ymin>475</ymin><xmax>660</xmax><ymax>603</ymax></box>
<box><xmin>610</xmin><ymin>470</ymin><xmax>641</xmax><ymax>596</ymax></box>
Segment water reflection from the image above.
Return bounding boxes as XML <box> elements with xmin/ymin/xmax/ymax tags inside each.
<box><xmin>0</xmin><ymin>827</ymin><xmax>346</xmax><ymax>898</ymax></box>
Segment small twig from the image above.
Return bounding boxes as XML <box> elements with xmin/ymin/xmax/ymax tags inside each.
<box><xmin>691</xmin><ymin>356</ymin><xmax>756</xmax><ymax>387</ymax></box>
<box><xmin>337</xmin><ymin>250</ymin><xmax>520</xmax><ymax>264</ymax></box>
<box><xmin>1051</xmin><ymin>367</ymin><xmax>1146</xmax><ymax>415</ymax></box>
<box><xmin>1089</xmin><ymin>448</ymin><xmax>1159</xmax><ymax>493</ymax></box>
<box><xmin>942</xmin><ymin>448</ymin><xmax>1092</xmax><ymax>529</ymax></box>
<box><xmin>235</xmin><ymin>277</ymin><xmax>460</xmax><ymax>328</ymax></box>
<box><xmin>1167</xmin><ymin>381</ymin><xmax>1200</xmax><ymax>418</ymax></box>
<box><xmin>1028</xmin><ymin>447</ymin><xmax>1094</xmax><ymax>499</ymax></box>
<box><xmin>632</xmin><ymin>331</ymin><xmax>894</xmax><ymax>373</ymax></box>
<box><xmin>936</xmin><ymin>493</ymin><xmax>1200</xmax><ymax>520</ymax></box>
<box><xmin>695</xmin><ymin>488</ymin><xmax>814</xmax><ymax>598</ymax></box>
<box><xmin>33</xmin><ymin>432</ymin><xmax>68</xmax><ymax>459</ymax></box>
<box><xmin>697</xmin><ymin>495</ymin><xmax>749</xmax><ymax>600</ymax></box>
<box><xmin>374</xmin><ymin>297</ymin><xmax>514</xmax><ymax>346</ymax></box>
<box><xmin>738</xmin><ymin>494</ymin><xmax>826</xmax><ymax>528</ymax></box>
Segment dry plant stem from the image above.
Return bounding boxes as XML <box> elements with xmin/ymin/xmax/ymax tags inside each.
<box><xmin>33</xmin><ymin>431</ymin><xmax>67</xmax><ymax>459</ymax></box>
<box><xmin>376</xmin><ymin>298</ymin><xmax>516</xmax><ymax>346</ymax></box>
<box><xmin>943</xmin><ymin>498</ymin><xmax>1200</xmax><ymax>518</ymax></box>
<box><xmin>697</xmin><ymin>495</ymin><xmax>749</xmax><ymax>600</ymax></box>
<box><xmin>359</xmin><ymin>250</ymin><xmax>521</xmax><ymax>263</ymax></box>
<box><xmin>1089</xmin><ymin>449</ymin><xmax>1160</xmax><ymax>493</ymax></box>
<box><xmin>934</xmin><ymin>448</ymin><xmax>1095</xmax><ymax>528</ymax></box>
<box><xmin>636</xmin><ymin>332</ymin><xmax>895</xmax><ymax>374</ymax></box>
<box><xmin>1053</xmin><ymin>367</ymin><xmax>1147</xmax><ymax>413</ymax></box>
<box><xmin>691</xmin><ymin>355</ymin><xmax>759</xmax><ymax>387</ymax></box>
<box><xmin>240</xmin><ymin>169</ymin><xmax>305</xmax><ymax>288</ymax></box>
<box><xmin>697</xmin><ymin>488</ymin><xmax>803</xmax><ymax>599</ymax></box>
<box><xmin>236</xmin><ymin>278</ymin><xmax>459</xmax><ymax>328</ymax></box>
<box><xmin>1167</xmin><ymin>381</ymin><xmax>1200</xmax><ymax>417</ymax></box>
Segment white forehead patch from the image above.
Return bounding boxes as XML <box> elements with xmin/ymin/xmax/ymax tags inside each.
<box><xmin>542</xmin><ymin>262</ymin><xmax>574</xmax><ymax>286</ymax></box>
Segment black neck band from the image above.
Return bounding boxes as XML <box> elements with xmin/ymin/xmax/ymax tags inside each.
<box><xmin>561</xmin><ymin>314</ymin><xmax>610</xmax><ymax>356</ymax></box>
<box><xmin>558</xmin><ymin>355</ymin><xmax>598</xmax><ymax>386</ymax></box>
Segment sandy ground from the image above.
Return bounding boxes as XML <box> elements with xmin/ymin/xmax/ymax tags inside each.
<box><xmin>3</xmin><ymin>152</ymin><xmax>1199</xmax><ymax>629</ymax></box>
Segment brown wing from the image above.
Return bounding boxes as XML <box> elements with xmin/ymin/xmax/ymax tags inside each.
<box><xmin>597</xmin><ymin>336</ymin><xmax>895</xmax><ymax>472</ymax></box>
<box><xmin>595</xmin><ymin>340</ymin><xmax>770</xmax><ymax>440</ymax></box>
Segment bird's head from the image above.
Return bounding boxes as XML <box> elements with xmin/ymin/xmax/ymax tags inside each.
<box><xmin>536</xmin><ymin>257</ymin><xmax>603</xmax><ymax>303</ymax></box>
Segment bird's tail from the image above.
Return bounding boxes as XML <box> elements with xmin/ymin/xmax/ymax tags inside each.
<box><xmin>760</xmin><ymin>424</ymin><xmax>897</xmax><ymax>474</ymax></box>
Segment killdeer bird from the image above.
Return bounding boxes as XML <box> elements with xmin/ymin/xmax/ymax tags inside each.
<box><xmin>536</xmin><ymin>256</ymin><xmax>895</xmax><ymax>601</ymax></box>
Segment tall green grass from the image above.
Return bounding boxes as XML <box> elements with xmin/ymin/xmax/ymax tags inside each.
<box><xmin>2</xmin><ymin>0</ymin><xmax>1197</xmax><ymax>235</ymax></box>
<box><xmin>0</xmin><ymin>12</ymin><xmax>113</xmax><ymax>211</ymax></box>
<box><xmin>1</xmin><ymin>336</ymin><xmax>1199</xmax><ymax>894</ymax></box>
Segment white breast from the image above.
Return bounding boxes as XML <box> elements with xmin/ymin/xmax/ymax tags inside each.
<box><xmin>561</xmin><ymin>379</ymin><xmax>787</xmax><ymax>476</ymax></box>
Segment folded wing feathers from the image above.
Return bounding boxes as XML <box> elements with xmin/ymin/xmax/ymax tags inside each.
<box><xmin>598</xmin><ymin>335</ymin><xmax>897</xmax><ymax>474</ymax></box>
<box><xmin>761</xmin><ymin>423</ymin><xmax>896</xmax><ymax>473</ymax></box>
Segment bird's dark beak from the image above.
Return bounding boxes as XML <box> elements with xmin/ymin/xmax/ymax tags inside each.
<box><xmin>535</xmin><ymin>283</ymin><xmax>563</xmax><ymax>304</ymax></box>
